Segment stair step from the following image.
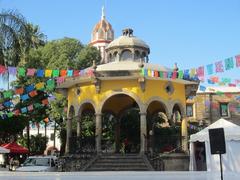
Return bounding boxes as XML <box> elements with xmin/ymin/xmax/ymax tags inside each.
<box><xmin>93</xmin><ymin>163</ymin><xmax>146</xmax><ymax>167</ymax></box>
<box><xmin>87</xmin><ymin>167</ymin><xmax>150</xmax><ymax>171</ymax></box>
<box><xmin>85</xmin><ymin>154</ymin><xmax>153</xmax><ymax>171</ymax></box>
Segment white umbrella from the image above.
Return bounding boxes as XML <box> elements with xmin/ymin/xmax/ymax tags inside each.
<box><xmin>0</xmin><ymin>146</ymin><xmax>10</xmax><ymax>153</ymax></box>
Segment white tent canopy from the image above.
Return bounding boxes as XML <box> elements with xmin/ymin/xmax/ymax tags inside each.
<box><xmin>0</xmin><ymin>146</ymin><xmax>10</xmax><ymax>153</ymax></box>
<box><xmin>189</xmin><ymin>118</ymin><xmax>240</xmax><ymax>172</ymax></box>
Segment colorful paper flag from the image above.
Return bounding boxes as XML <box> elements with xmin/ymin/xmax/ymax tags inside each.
<box><xmin>26</xmin><ymin>85</ymin><xmax>35</xmax><ymax>93</ymax></box>
<box><xmin>235</xmin><ymin>55</ymin><xmax>240</xmax><ymax>67</ymax></box>
<box><xmin>224</xmin><ymin>57</ymin><xmax>234</xmax><ymax>70</ymax></box>
<box><xmin>27</xmin><ymin>68</ymin><xmax>36</xmax><ymax>76</ymax></box>
<box><xmin>3</xmin><ymin>101</ymin><xmax>12</xmax><ymax>107</ymax></box>
<box><xmin>21</xmin><ymin>107</ymin><xmax>28</xmax><ymax>113</ymax></box>
<box><xmin>0</xmin><ymin>65</ymin><xmax>7</xmax><ymax>74</ymax></box>
<box><xmin>206</xmin><ymin>64</ymin><xmax>213</xmax><ymax>75</ymax></box>
<box><xmin>7</xmin><ymin>112</ymin><xmax>13</xmax><ymax>118</ymax></box>
<box><xmin>60</xmin><ymin>70</ymin><xmax>67</xmax><ymax>77</ymax></box>
<box><xmin>45</xmin><ymin>69</ymin><xmax>52</xmax><ymax>77</ymax></box>
<box><xmin>18</xmin><ymin>67</ymin><xmax>26</xmax><ymax>77</ymax></box>
<box><xmin>29</xmin><ymin>90</ymin><xmax>38</xmax><ymax>97</ymax></box>
<box><xmin>196</xmin><ymin>66</ymin><xmax>204</xmax><ymax>77</ymax></box>
<box><xmin>73</xmin><ymin>70</ymin><xmax>80</xmax><ymax>77</ymax></box>
<box><xmin>3</xmin><ymin>90</ymin><xmax>13</xmax><ymax>98</ymax></box>
<box><xmin>27</xmin><ymin>104</ymin><xmax>34</xmax><ymax>111</ymax></box>
<box><xmin>52</xmin><ymin>70</ymin><xmax>60</xmax><ymax>77</ymax></box>
<box><xmin>21</xmin><ymin>94</ymin><xmax>30</xmax><ymax>101</ymax></box>
<box><xmin>36</xmin><ymin>69</ymin><xmax>44</xmax><ymax>77</ymax></box>
<box><xmin>56</xmin><ymin>77</ymin><xmax>65</xmax><ymax>85</ymax></box>
<box><xmin>178</xmin><ymin>70</ymin><xmax>184</xmax><ymax>79</ymax></box>
<box><xmin>35</xmin><ymin>82</ymin><xmax>45</xmax><ymax>90</ymax></box>
<box><xmin>15</xmin><ymin>87</ymin><xmax>24</xmax><ymax>95</ymax></box>
<box><xmin>67</xmin><ymin>70</ymin><xmax>73</xmax><ymax>77</ymax></box>
<box><xmin>8</xmin><ymin>66</ymin><xmax>17</xmax><ymax>75</ymax></box>
<box><xmin>215</xmin><ymin>61</ymin><xmax>224</xmax><ymax>73</ymax></box>
<box><xmin>199</xmin><ymin>85</ymin><xmax>206</xmax><ymax>91</ymax></box>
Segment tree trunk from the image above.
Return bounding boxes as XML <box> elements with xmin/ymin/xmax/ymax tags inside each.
<box><xmin>27</xmin><ymin>121</ymin><xmax>30</xmax><ymax>152</ymax></box>
<box><xmin>53</xmin><ymin>121</ymin><xmax>56</xmax><ymax>148</ymax></box>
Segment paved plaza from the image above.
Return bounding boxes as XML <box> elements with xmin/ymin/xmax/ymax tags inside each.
<box><xmin>0</xmin><ymin>171</ymin><xmax>239</xmax><ymax>180</ymax></box>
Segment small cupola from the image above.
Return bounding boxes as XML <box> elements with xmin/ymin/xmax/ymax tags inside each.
<box><xmin>105</xmin><ymin>28</ymin><xmax>150</xmax><ymax>63</ymax></box>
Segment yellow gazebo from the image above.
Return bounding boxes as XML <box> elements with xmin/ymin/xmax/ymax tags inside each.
<box><xmin>57</xmin><ymin>28</ymin><xmax>199</xmax><ymax>155</ymax></box>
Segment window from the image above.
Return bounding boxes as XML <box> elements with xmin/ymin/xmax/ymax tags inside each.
<box><xmin>220</xmin><ymin>103</ymin><xmax>229</xmax><ymax>117</ymax></box>
<box><xmin>120</xmin><ymin>50</ymin><xmax>132</xmax><ymax>61</ymax></box>
<box><xmin>186</xmin><ymin>104</ymin><xmax>193</xmax><ymax>117</ymax></box>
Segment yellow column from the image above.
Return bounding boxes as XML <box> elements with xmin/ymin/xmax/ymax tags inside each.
<box><xmin>181</xmin><ymin>117</ymin><xmax>188</xmax><ymax>152</ymax></box>
<box><xmin>95</xmin><ymin>113</ymin><xmax>102</xmax><ymax>154</ymax></box>
<box><xmin>65</xmin><ymin>117</ymin><xmax>72</xmax><ymax>154</ymax></box>
<box><xmin>140</xmin><ymin>112</ymin><xmax>147</xmax><ymax>154</ymax></box>
<box><xmin>77</xmin><ymin>115</ymin><xmax>81</xmax><ymax>137</ymax></box>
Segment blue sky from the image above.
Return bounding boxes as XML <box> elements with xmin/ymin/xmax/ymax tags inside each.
<box><xmin>1</xmin><ymin>0</ymin><xmax>240</xmax><ymax>88</ymax></box>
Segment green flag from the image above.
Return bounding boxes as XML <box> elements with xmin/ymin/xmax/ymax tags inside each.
<box><xmin>52</xmin><ymin>70</ymin><xmax>60</xmax><ymax>77</ymax></box>
<box><xmin>18</xmin><ymin>67</ymin><xmax>26</xmax><ymax>77</ymax></box>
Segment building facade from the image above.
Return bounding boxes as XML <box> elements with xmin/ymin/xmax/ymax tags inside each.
<box><xmin>186</xmin><ymin>86</ymin><xmax>240</xmax><ymax>126</ymax></box>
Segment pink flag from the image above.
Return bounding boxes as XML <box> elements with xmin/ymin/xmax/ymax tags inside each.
<box><xmin>215</xmin><ymin>61</ymin><xmax>224</xmax><ymax>73</ymax></box>
<box><xmin>0</xmin><ymin>65</ymin><xmax>7</xmax><ymax>74</ymax></box>
<box><xmin>228</xmin><ymin>83</ymin><xmax>236</xmax><ymax>87</ymax></box>
<box><xmin>197</xmin><ymin>66</ymin><xmax>204</xmax><ymax>77</ymax></box>
<box><xmin>27</xmin><ymin>104</ymin><xmax>34</xmax><ymax>111</ymax></box>
<box><xmin>27</xmin><ymin>68</ymin><xmax>36</xmax><ymax>76</ymax></box>
<box><xmin>236</xmin><ymin>55</ymin><xmax>240</xmax><ymax>67</ymax></box>
<box><xmin>56</xmin><ymin>77</ymin><xmax>65</xmax><ymax>85</ymax></box>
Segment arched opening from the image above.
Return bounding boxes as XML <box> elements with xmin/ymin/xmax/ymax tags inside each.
<box><xmin>108</xmin><ymin>53</ymin><xmax>113</xmax><ymax>62</ymax></box>
<box><xmin>134</xmin><ymin>50</ymin><xmax>141</xmax><ymax>61</ymax></box>
<box><xmin>78</xmin><ymin>103</ymin><xmax>96</xmax><ymax>153</ymax></box>
<box><xmin>113</xmin><ymin>51</ymin><xmax>118</xmax><ymax>61</ymax></box>
<box><xmin>101</xmin><ymin>94</ymin><xmax>141</xmax><ymax>153</ymax></box>
<box><xmin>120</xmin><ymin>50</ymin><xmax>132</xmax><ymax>61</ymax></box>
<box><xmin>172</xmin><ymin>103</ymin><xmax>185</xmax><ymax>151</ymax></box>
<box><xmin>146</xmin><ymin>101</ymin><xmax>180</xmax><ymax>154</ymax></box>
<box><xmin>67</xmin><ymin>106</ymin><xmax>75</xmax><ymax>153</ymax></box>
<box><xmin>141</xmin><ymin>52</ymin><xmax>146</xmax><ymax>62</ymax></box>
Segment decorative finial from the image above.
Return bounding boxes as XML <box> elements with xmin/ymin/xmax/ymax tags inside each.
<box><xmin>92</xmin><ymin>60</ymin><xmax>97</xmax><ymax>71</ymax></box>
<box><xmin>173</xmin><ymin>63</ymin><xmax>178</xmax><ymax>71</ymax></box>
<box><xmin>101</xmin><ymin>6</ymin><xmax>105</xmax><ymax>20</ymax></box>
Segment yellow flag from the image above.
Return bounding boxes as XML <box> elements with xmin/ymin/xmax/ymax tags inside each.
<box><xmin>35</xmin><ymin>82</ymin><xmax>45</xmax><ymax>90</ymax></box>
<box><xmin>45</xmin><ymin>69</ymin><xmax>52</xmax><ymax>77</ymax></box>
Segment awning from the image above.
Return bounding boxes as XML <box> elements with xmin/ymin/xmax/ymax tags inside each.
<box><xmin>0</xmin><ymin>146</ymin><xmax>10</xmax><ymax>153</ymax></box>
<box><xmin>1</xmin><ymin>142</ymin><xmax>29</xmax><ymax>154</ymax></box>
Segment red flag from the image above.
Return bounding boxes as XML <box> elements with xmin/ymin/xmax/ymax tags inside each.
<box><xmin>15</xmin><ymin>87</ymin><xmax>24</xmax><ymax>95</ymax></box>
<box><xmin>29</xmin><ymin>90</ymin><xmax>38</xmax><ymax>97</ymax></box>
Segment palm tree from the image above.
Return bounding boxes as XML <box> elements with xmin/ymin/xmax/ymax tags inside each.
<box><xmin>0</xmin><ymin>10</ymin><xmax>30</xmax><ymax>67</ymax></box>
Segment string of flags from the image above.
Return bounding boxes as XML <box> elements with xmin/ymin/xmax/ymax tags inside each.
<box><xmin>0</xmin><ymin>79</ymin><xmax>58</xmax><ymax>119</ymax></box>
<box><xmin>141</xmin><ymin>54</ymin><xmax>240</xmax><ymax>87</ymax></box>
<box><xmin>0</xmin><ymin>65</ymin><xmax>94</xmax><ymax>79</ymax></box>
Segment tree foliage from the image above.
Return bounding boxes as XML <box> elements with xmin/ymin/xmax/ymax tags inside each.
<box><xmin>18</xmin><ymin>134</ymin><xmax>48</xmax><ymax>155</ymax></box>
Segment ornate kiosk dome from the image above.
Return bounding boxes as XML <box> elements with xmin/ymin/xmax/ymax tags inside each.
<box><xmin>106</xmin><ymin>28</ymin><xmax>150</xmax><ymax>63</ymax></box>
<box><xmin>91</xmin><ymin>7</ymin><xmax>114</xmax><ymax>43</ymax></box>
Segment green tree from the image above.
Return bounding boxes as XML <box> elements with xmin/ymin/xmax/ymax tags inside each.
<box><xmin>0</xmin><ymin>115</ymin><xmax>28</xmax><ymax>144</ymax></box>
<box><xmin>77</xmin><ymin>45</ymin><xmax>101</xmax><ymax>68</ymax></box>
<box><xmin>0</xmin><ymin>10</ymin><xmax>30</xmax><ymax>66</ymax></box>
<box><xmin>18</xmin><ymin>134</ymin><xmax>48</xmax><ymax>155</ymax></box>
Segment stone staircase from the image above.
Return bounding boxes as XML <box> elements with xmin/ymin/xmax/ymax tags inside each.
<box><xmin>85</xmin><ymin>154</ymin><xmax>153</xmax><ymax>171</ymax></box>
